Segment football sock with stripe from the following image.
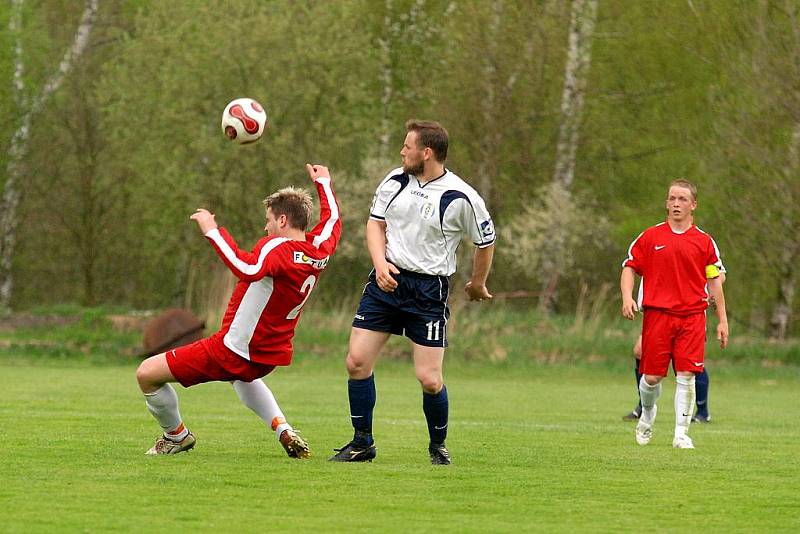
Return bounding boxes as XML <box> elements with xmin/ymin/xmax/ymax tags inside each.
<box><xmin>232</xmin><ymin>379</ymin><xmax>292</xmax><ymax>438</ymax></box>
<box><xmin>166</xmin><ymin>423</ymin><xmax>189</xmax><ymax>442</ymax></box>
<box><xmin>348</xmin><ymin>374</ymin><xmax>376</xmax><ymax>445</ymax></box>
<box><xmin>423</xmin><ymin>385</ymin><xmax>449</xmax><ymax>446</ymax></box>
<box><xmin>144</xmin><ymin>384</ymin><xmax>187</xmax><ymax>439</ymax></box>
<box><xmin>674</xmin><ymin>374</ymin><xmax>696</xmax><ymax>438</ymax></box>
<box><xmin>695</xmin><ymin>369</ymin><xmax>709</xmax><ymax>417</ymax></box>
<box><xmin>638</xmin><ymin>376</ymin><xmax>661</xmax><ymax>424</ymax></box>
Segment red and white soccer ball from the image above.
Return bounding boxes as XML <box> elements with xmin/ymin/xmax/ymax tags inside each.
<box><xmin>220</xmin><ymin>97</ymin><xmax>268</xmax><ymax>144</ymax></box>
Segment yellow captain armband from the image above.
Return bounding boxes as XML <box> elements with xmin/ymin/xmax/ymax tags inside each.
<box><xmin>706</xmin><ymin>264</ymin><xmax>720</xmax><ymax>279</ymax></box>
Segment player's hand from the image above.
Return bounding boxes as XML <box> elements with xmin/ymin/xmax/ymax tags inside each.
<box><xmin>306</xmin><ymin>163</ymin><xmax>330</xmax><ymax>181</ymax></box>
<box><xmin>465</xmin><ymin>281</ymin><xmax>492</xmax><ymax>302</ymax></box>
<box><xmin>375</xmin><ymin>261</ymin><xmax>399</xmax><ymax>292</ymax></box>
<box><xmin>190</xmin><ymin>208</ymin><xmax>218</xmax><ymax>234</ymax></box>
<box><xmin>717</xmin><ymin>321</ymin><xmax>729</xmax><ymax>349</ymax></box>
<box><xmin>621</xmin><ymin>297</ymin><xmax>638</xmax><ymax>320</ymax></box>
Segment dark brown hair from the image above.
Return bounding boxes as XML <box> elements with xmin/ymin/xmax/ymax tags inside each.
<box><xmin>406</xmin><ymin>119</ymin><xmax>449</xmax><ymax>162</ymax></box>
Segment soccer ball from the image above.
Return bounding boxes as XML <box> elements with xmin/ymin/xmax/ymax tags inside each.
<box><xmin>220</xmin><ymin>98</ymin><xmax>268</xmax><ymax>144</ymax></box>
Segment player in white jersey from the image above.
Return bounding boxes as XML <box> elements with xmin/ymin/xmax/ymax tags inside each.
<box><xmin>329</xmin><ymin>119</ymin><xmax>496</xmax><ymax>465</ymax></box>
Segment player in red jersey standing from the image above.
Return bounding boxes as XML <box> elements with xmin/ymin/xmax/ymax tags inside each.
<box><xmin>620</xmin><ymin>179</ymin><xmax>728</xmax><ymax>449</ymax></box>
<box><xmin>136</xmin><ymin>164</ymin><xmax>341</xmax><ymax>457</ymax></box>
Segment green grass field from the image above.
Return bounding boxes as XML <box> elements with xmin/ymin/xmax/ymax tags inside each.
<box><xmin>1</xmin><ymin>356</ymin><xmax>798</xmax><ymax>532</ymax></box>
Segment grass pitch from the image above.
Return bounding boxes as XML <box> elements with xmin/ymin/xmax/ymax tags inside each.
<box><xmin>1</xmin><ymin>358</ymin><xmax>798</xmax><ymax>532</ymax></box>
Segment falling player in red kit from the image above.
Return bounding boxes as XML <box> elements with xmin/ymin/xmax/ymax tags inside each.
<box><xmin>136</xmin><ymin>164</ymin><xmax>341</xmax><ymax>458</ymax></box>
<box><xmin>620</xmin><ymin>179</ymin><xmax>728</xmax><ymax>449</ymax></box>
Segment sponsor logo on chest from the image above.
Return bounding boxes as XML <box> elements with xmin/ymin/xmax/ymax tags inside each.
<box><xmin>293</xmin><ymin>251</ymin><xmax>329</xmax><ymax>269</ymax></box>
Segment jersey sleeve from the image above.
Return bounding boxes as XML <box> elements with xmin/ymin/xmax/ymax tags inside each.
<box><xmin>369</xmin><ymin>168</ymin><xmax>406</xmax><ymax>221</ymax></box>
<box><xmin>622</xmin><ymin>230</ymin><xmax>648</xmax><ymax>275</ymax></box>
<box><xmin>709</xmin><ymin>236</ymin><xmax>723</xmax><ymax>269</ymax></box>
<box><xmin>204</xmin><ymin>228</ymin><xmax>289</xmax><ymax>282</ymax></box>
<box><xmin>306</xmin><ymin>177</ymin><xmax>342</xmax><ymax>256</ymax></box>
<box><xmin>463</xmin><ymin>191</ymin><xmax>496</xmax><ymax>248</ymax></box>
<box><xmin>706</xmin><ymin>235</ymin><xmax>724</xmax><ymax>275</ymax></box>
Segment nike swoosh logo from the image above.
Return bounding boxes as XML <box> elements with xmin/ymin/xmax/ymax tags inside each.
<box><xmin>682</xmin><ymin>413</ymin><xmax>690</xmax><ymax>417</ymax></box>
<box><xmin>655</xmin><ymin>245</ymin><xmax>666</xmax><ymax>250</ymax></box>
<box><xmin>434</xmin><ymin>424</ymin><xmax>448</xmax><ymax>430</ymax></box>
<box><xmin>350</xmin><ymin>415</ymin><xmax>364</xmax><ymax>419</ymax></box>
<box><xmin>692</xmin><ymin>362</ymin><xmax>704</xmax><ymax>367</ymax></box>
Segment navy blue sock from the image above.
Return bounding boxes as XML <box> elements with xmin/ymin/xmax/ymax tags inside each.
<box><xmin>423</xmin><ymin>385</ymin><xmax>449</xmax><ymax>446</ymax></box>
<box><xmin>634</xmin><ymin>358</ymin><xmax>643</xmax><ymax>413</ymax></box>
<box><xmin>348</xmin><ymin>375</ymin><xmax>375</xmax><ymax>444</ymax></box>
<box><xmin>695</xmin><ymin>368</ymin><xmax>710</xmax><ymax>416</ymax></box>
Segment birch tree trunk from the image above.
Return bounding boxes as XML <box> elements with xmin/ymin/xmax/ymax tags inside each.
<box><xmin>769</xmin><ymin>122</ymin><xmax>800</xmax><ymax>339</ymax></box>
<box><xmin>0</xmin><ymin>0</ymin><xmax>98</xmax><ymax>310</ymax></box>
<box><xmin>377</xmin><ymin>0</ymin><xmax>395</xmax><ymax>160</ymax></box>
<box><xmin>539</xmin><ymin>0</ymin><xmax>598</xmax><ymax>313</ymax></box>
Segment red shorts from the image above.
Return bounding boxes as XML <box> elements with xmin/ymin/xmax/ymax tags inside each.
<box><xmin>166</xmin><ymin>337</ymin><xmax>276</xmax><ymax>387</ymax></box>
<box><xmin>641</xmin><ymin>309</ymin><xmax>706</xmax><ymax>376</ymax></box>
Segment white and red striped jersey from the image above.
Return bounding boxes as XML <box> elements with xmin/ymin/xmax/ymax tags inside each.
<box><xmin>623</xmin><ymin>222</ymin><xmax>722</xmax><ymax>315</ymax></box>
<box><xmin>203</xmin><ymin>177</ymin><xmax>340</xmax><ymax>366</ymax></box>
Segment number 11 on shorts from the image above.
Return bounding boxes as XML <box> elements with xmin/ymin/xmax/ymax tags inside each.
<box><xmin>426</xmin><ymin>320</ymin><xmax>441</xmax><ymax>341</ymax></box>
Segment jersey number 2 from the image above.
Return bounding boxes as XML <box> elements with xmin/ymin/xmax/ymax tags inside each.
<box><xmin>286</xmin><ymin>275</ymin><xmax>316</xmax><ymax>320</ymax></box>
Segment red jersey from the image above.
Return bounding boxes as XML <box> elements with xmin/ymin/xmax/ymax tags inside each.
<box><xmin>623</xmin><ymin>222</ymin><xmax>722</xmax><ymax>315</ymax></box>
<box><xmin>203</xmin><ymin>177</ymin><xmax>341</xmax><ymax>366</ymax></box>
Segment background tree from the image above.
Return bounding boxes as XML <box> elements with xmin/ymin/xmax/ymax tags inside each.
<box><xmin>0</xmin><ymin>0</ymin><xmax>98</xmax><ymax>310</ymax></box>
<box><xmin>0</xmin><ymin>0</ymin><xmax>796</xmax><ymax>337</ymax></box>
<box><xmin>539</xmin><ymin>0</ymin><xmax>598</xmax><ymax>313</ymax></box>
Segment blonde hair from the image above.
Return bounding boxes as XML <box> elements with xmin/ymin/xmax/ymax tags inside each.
<box><xmin>263</xmin><ymin>187</ymin><xmax>313</xmax><ymax>230</ymax></box>
<box><xmin>668</xmin><ymin>179</ymin><xmax>697</xmax><ymax>201</ymax></box>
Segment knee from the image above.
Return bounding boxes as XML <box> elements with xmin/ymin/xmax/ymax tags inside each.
<box><xmin>416</xmin><ymin>371</ymin><xmax>443</xmax><ymax>394</ymax></box>
<box><xmin>136</xmin><ymin>359</ymin><xmax>159</xmax><ymax>393</ymax></box>
<box><xmin>345</xmin><ymin>352</ymin><xmax>372</xmax><ymax>379</ymax></box>
<box><xmin>643</xmin><ymin>375</ymin><xmax>662</xmax><ymax>386</ymax></box>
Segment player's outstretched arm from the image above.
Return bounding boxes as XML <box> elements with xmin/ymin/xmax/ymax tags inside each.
<box><xmin>193</xmin><ymin>208</ymin><xmax>274</xmax><ymax>283</ymax></box>
<box><xmin>708</xmin><ymin>276</ymin><xmax>729</xmax><ymax>348</ymax></box>
<box><xmin>190</xmin><ymin>208</ymin><xmax>218</xmax><ymax>234</ymax></box>
<box><xmin>305</xmin><ymin>164</ymin><xmax>342</xmax><ymax>254</ymax></box>
<box><xmin>620</xmin><ymin>266</ymin><xmax>639</xmax><ymax>320</ymax></box>
<box><xmin>465</xmin><ymin>244</ymin><xmax>494</xmax><ymax>302</ymax></box>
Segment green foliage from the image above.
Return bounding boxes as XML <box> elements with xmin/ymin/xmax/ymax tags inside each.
<box><xmin>0</xmin><ymin>306</ymin><xmax>141</xmax><ymax>362</ymax></box>
<box><xmin>500</xmin><ymin>182</ymin><xmax>612</xmax><ymax>297</ymax></box>
<box><xmin>4</xmin><ymin>304</ymin><xmax>799</xmax><ymax>368</ymax></box>
<box><xmin>1</xmin><ymin>360</ymin><xmax>798</xmax><ymax>531</ymax></box>
<box><xmin>3</xmin><ymin>0</ymin><xmax>799</xmax><ymax>335</ymax></box>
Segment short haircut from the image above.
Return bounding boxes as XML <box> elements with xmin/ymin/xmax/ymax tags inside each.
<box><xmin>263</xmin><ymin>187</ymin><xmax>313</xmax><ymax>230</ymax></box>
<box><xmin>406</xmin><ymin>119</ymin><xmax>449</xmax><ymax>162</ymax></box>
<box><xmin>668</xmin><ymin>179</ymin><xmax>697</xmax><ymax>201</ymax></box>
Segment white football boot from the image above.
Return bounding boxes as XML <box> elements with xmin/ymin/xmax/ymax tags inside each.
<box><xmin>635</xmin><ymin>405</ymin><xmax>657</xmax><ymax>446</ymax></box>
<box><xmin>672</xmin><ymin>434</ymin><xmax>695</xmax><ymax>449</ymax></box>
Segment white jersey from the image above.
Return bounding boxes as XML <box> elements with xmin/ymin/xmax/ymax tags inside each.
<box><xmin>369</xmin><ymin>167</ymin><xmax>495</xmax><ymax>276</ymax></box>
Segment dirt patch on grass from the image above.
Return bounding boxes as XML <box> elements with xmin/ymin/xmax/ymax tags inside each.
<box><xmin>0</xmin><ymin>314</ymin><xmax>80</xmax><ymax>331</ymax></box>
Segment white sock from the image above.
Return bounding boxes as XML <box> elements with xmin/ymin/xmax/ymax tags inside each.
<box><xmin>144</xmin><ymin>384</ymin><xmax>186</xmax><ymax>438</ymax></box>
<box><xmin>232</xmin><ymin>379</ymin><xmax>292</xmax><ymax>438</ymax></box>
<box><xmin>674</xmin><ymin>374</ymin><xmax>696</xmax><ymax>438</ymax></box>
<box><xmin>638</xmin><ymin>376</ymin><xmax>662</xmax><ymax>424</ymax></box>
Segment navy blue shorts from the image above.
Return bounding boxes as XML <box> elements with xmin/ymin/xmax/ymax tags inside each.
<box><xmin>352</xmin><ymin>269</ymin><xmax>450</xmax><ymax>347</ymax></box>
